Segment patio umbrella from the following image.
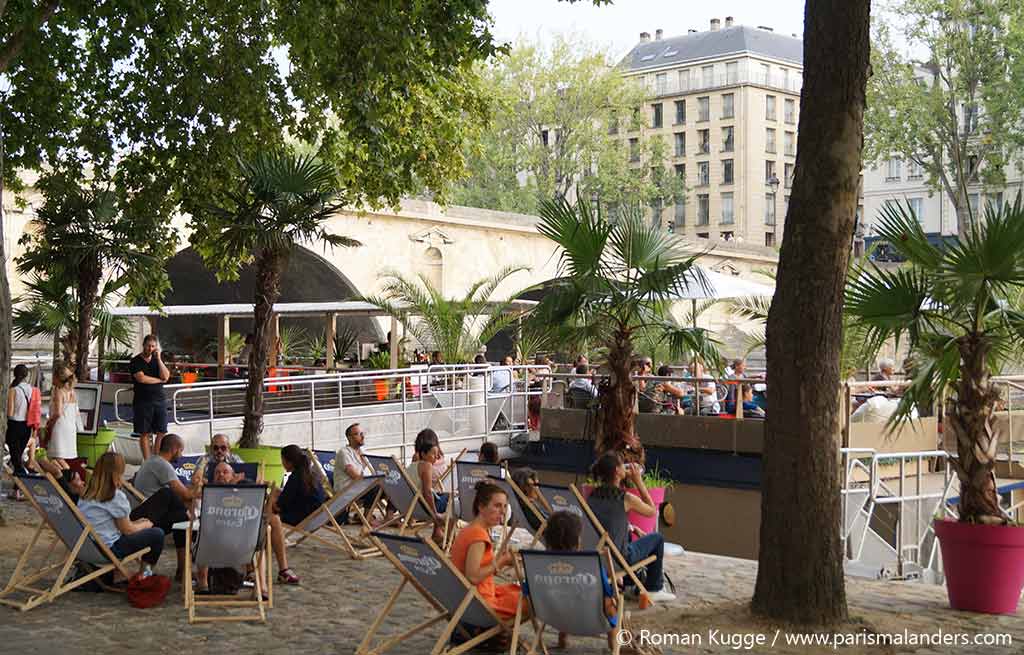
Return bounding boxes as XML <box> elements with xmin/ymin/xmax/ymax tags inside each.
<box><xmin>672</xmin><ymin>266</ymin><xmax>775</xmax><ymax>327</ymax></box>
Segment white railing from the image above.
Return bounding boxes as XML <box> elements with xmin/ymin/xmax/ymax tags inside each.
<box><xmin>112</xmin><ymin>364</ymin><xmax>547</xmax><ymax>459</ymax></box>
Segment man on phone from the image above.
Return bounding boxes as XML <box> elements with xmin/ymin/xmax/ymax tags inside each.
<box><xmin>131</xmin><ymin>334</ymin><xmax>170</xmax><ymax>460</ymax></box>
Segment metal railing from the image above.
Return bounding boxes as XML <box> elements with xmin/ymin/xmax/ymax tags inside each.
<box><xmin>645</xmin><ymin>72</ymin><xmax>803</xmax><ymax>98</ymax></box>
<box><xmin>113</xmin><ymin>364</ymin><xmax>547</xmax><ymax>458</ymax></box>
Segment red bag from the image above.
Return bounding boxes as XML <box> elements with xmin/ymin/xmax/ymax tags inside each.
<box><xmin>126</xmin><ymin>573</ymin><xmax>171</xmax><ymax>609</ymax></box>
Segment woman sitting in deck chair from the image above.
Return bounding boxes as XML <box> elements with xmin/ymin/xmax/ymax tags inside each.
<box><xmin>587</xmin><ymin>453</ymin><xmax>676</xmax><ymax>603</ymax></box>
<box><xmin>449</xmin><ymin>481</ymin><xmax>522</xmax><ymax>624</ymax></box>
<box><xmin>268</xmin><ymin>445</ymin><xmax>325</xmax><ymax>585</ymax></box>
<box><xmin>406</xmin><ymin>429</ymin><xmax>450</xmax><ymax>544</ymax></box>
<box><xmin>77</xmin><ymin>452</ymin><xmax>165</xmax><ymax>581</ymax></box>
<box><xmin>538</xmin><ymin>511</ymin><xmax>620</xmax><ymax>652</ymax></box>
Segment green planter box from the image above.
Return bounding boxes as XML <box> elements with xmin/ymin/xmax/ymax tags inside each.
<box><xmin>233</xmin><ymin>445</ymin><xmax>284</xmax><ymax>486</ymax></box>
<box><xmin>76</xmin><ymin>428</ymin><xmax>118</xmax><ymax>468</ymax></box>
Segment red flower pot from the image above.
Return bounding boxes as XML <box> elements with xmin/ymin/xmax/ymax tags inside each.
<box><xmin>934</xmin><ymin>518</ymin><xmax>1024</xmax><ymax>614</ymax></box>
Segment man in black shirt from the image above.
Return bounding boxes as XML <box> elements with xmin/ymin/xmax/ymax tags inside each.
<box><xmin>131</xmin><ymin>334</ymin><xmax>171</xmax><ymax>460</ymax></box>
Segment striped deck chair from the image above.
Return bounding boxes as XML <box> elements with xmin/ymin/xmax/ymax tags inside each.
<box><xmin>357</xmin><ymin>532</ymin><xmax>524</xmax><ymax>655</ymax></box>
<box><xmin>0</xmin><ymin>473</ymin><xmax>152</xmax><ymax>611</ymax></box>
<box><xmin>183</xmin><ymin>484</ymin><xmax>272</xmax><ymax>623</ymax></box>
<box><xmin>284</xmin><ymin>474</ymin><xmax>384</xmax><ymax>559</ymax></box>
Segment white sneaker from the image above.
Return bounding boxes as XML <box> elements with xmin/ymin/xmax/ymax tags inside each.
<box><xmin>646</xmin><ymin>589</ymin><xmax>677</xmax><ymax>603</ymax></box>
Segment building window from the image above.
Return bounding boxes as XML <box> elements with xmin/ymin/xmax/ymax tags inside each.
<box><xmin>986</xmin><ymin>192</ymin><xmax>1003</xmax><ymax>214</ymax></box>
<box><xmin>726</xmin><ymin>61</ymin><xmax>739</xmax><ymax>85</ymax></box>
<box><xmin>784</xmin><ymin>98</ymin><xmax>796</xmax><ymax>124</ymax></box>
<box><xmin>765</xmin><ymin>232</ymin><xmax>776</xmax><ymax>247</ymax></box>
<box><xmin>674</xmin><ymin>163</ymin><xmax>685</xmax><ymax>180</ymax></box>
<box><xmin>886</xmin><ymin>158</ymin><xmax>901</xmax><ymax>182</ymax></box>
<box><xmin>760</xmin><ymin>63</ymin><xmax>770</xmax><ymax>85</ymax></box>
<box><xmin>784</xmin><ymin>131</ymin><xmax>795</xmax><ymax>156</ymax></box>
<box><xmin>721</xmin><ymin>231</ymin><xmax>734</xmax><ymax>241</ymax></box>
<box><xmin>698</xmin><ymin>129</ymin><xmax>710</xmax><ymax>154</ymax></box>
<box><xmin>541</xmin><ymin>130</ymin><xmax>549</xmax><ymax>147</ymax></box>
<box><xmin>784</xmin><ymin>163</ymin><xmax>794</xmax><ymax>188</ymax></box>
<box><xmin>697</xmin><ymin>232</ymin><xmax>710</xmax><ymax>239</ymax></box>
<box><xmin>655</xmin><ymin>73</ymin><xmax>667</xmax><ymax>95</ymax></box>
<box><xmin>766</xmin><ymin>128</ymin><xmax>777</xmax><ymax>153</ymax></box>
<box><xmin>674</xmin><ymin>100</ymin><xmax>685</xmax><ymax>124</ymax></box>
<box><xmin>721</xmin><ymin>193</ymin><xmax>734</xmax><ymax>225</ymax></box>
<box><xmin>780</xmin><ymin>68</ymin><xmax>789</xmax><ymax>89</ymax></box>
<box><xmin>651</xmin><ymin>103</ymin><xmax>663</xmax><ymax>129</ymax></box>
<box><xmin>765</xmin><ymin>160</ymin><xmax>777</xmax><ymax>184</ymax></box>
<box><xmin>766</xmin><ymin>95</ymin><xmax>777</xmax><ymax>121</ymax></box>
<box><xmin>678</xmin><ymin>69</ymin><xmax>691</xmax><ymax>91</ymax></box>
<box><xmin>907</xmin><ymin>160</ymin><xmax>924</xmax><ymax>180</ymax></box>
<box><xmin>765</xmin><ymin>194</ymin><xmax>776</xmax><ymax>225</ymax></box>
<box><xmin>674</xmin><ymin>132</ymin><xmax>686</xmax><ymax>157</ymax></box>
<box><xmin>722</xmin><ymin>126</ymin><xmax>734</xmax><ymax>152</ymax></box>
<box><xmin>697</xmin><ymin>161</ymin><xmax>710</xmax><ymax>186</ymax></box>
<box><xmin>722</xmin><ymin>159</ymin><xmax>734</xmax><ymax>184</ymax></box>
<box><xmin>422</xmin><ymin>247</ymin><xmax>444</xmax><ymax>292</ymax></box>
<box><xmin>698</xmin><ymin>96</ymin><xmax>710</xmax><ymax>122</ymax></box>
<box><xmin>722</xmin><ymin>93</ymin><xmax>734</xmax><ymax>119</ymax></box>
<box><xmin>697</xmin><ymin>194</ymin><xmax>710</xmax><ymax>225</ymax></box>
<box><xmin>629</xmin><ymin>138</ymin><xmax>640</xmax><ymax>162</ymax></box>
<box><xmin>963</xmin><ymin>103</ymin><xmax>978</xmax><ymax>133</ymax></box>
<box><xmin>674</xmin><ymin>200</ymin><xmax>685</xmax><ymax>226</ymax></box>
<box><xmin>702</xmin><ymin>65</ymin><xmax>713</xmax><ymax>88</ymax></box>
<box><xmin>908</xmin><ymin>197</ymin><xmax>924</xmax><ymax>223</ymax></box>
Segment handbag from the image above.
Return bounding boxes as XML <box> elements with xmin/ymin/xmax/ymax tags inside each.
<box><xmin>126</xmin><ymin>573</ymin><xmax>171</xmax><ymax>608</ymax></box>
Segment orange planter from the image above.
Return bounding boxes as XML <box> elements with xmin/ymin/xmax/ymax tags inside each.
<box><xmin>373</xmin><ymin>379</ymin><xmax>389</xmax><ymax>401</ymax></box>
<box><xmin>181</xmin><ymin>372</ymin><xmax>198</xmax><ymax>385</ymax></box>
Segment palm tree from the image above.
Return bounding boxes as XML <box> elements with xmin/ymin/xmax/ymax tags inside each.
<box><xmin>845</xmin><ymin>197</ymin><xmax>1024</xmax><ymax>524</ymax></box>
<box><xmin>190</xmin><ymin>151</ymin><xmax>360</xmax><ymax>447</ymax></box>
<box><xmin>363</xmin><ymin>266</ymin><xmax>528</xmax><ymax>364</ymax></box>
<box><xmin>531</xmin><ymin>198</ymin><xmax>720</xmax><ymax>455</ymax></box>
<box><xmin>13</xmin><ymin>273</ymin><xmax>133</xmax><ymax>373</ymax></box>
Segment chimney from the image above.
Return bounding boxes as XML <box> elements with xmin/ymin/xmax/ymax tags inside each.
<box><xmin>725</xmin><ymin>16</ymin><xmax>734</xmax><ymax>28</ymax></box>
<box><xmin>710</xmin><ymin>18</ymin><xmax>721</xmax><ymax>31</ymax></box>
<box><xmin>639</xmin><ymin>31</ymin><xmax>651</xmax><ymax>43</ymax></box>
<box><xmin>757</xmin><ymin>25</ymin><xmax>774</xmax><ymax>32</ymax></box>
<box><xmin>655</xmin><ymin>28</ymin><xmax>663</xmax><ymax>41</ymax></box>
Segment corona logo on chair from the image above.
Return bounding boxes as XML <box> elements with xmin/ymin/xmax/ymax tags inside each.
<box><xmin>222</xmin><ymin>495</ymin><xmax>244</xmax><ymax>509</ymax></box>
<box><xmin>547</xmin><ymin>561</ymin><xmax>575</xmax><ymax>576</ymax></box>
<box><xmin>396</xmin><ymin>549</ymin><xmax>442</xmax><ymax>576</ymax></box>
<box><xmin>399</xmin><ymin>545</ymin><xmax>419</xmax><ymax>557</ymax></box>
<box><xmin>33</xmin><ymin>484</ymin><xmax>47</xmax><ymax>496</ymax></box>
<box><xmin>176</xmin><ymin>462</ymin><xmax>197</xmax><ymax>478</ymax></box>
<box><xmin>470</xmin><ymin>468</ymin><xmax>489</xmax><ymax>478</ymax></box>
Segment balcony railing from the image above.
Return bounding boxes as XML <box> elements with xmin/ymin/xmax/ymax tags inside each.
<box><xmin>644</xmin><ymin>72</ymin><xmax>803</xmax><ymax>98</ymax></box>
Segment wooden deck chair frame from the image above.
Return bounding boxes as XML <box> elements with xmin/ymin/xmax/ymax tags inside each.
<box><xmin>432</xmin><ymin>448</ymin><xmax>467</xmax><ymax>494</ymax></box>
<box><xmin>513</xmin><ymin>549</ymin><xmax>625</xmax><ymax>655</ymax></box>
<box><xmin>500</xmin><ymin>475</ymin><xmax>548</xmax><ymax>550</ymax></box>
<box><xmin>0</xmin><ymin>473</ymin><xmax>151</xmax><ymax>611</ymax></box>
<box><xmin>364</xmin><ymin>454</ymin><xmax>449</xmax><ymax>538</ymax></box>
<box><xmin>356</xmin><ymin>532</ymin><xmax>524</xmax><ymax>655</ymax></box>
<box><xmin>183</xmin><ymin>484</ymin><xmax>273</xmax><ymax>624</ymax></box>
<box><xmin>568</xmin><ymin>484</ymin><xmax>657</xmax><ymax>606</ymax></box>
<box><xmin>284</xmin><ymin>475</ymin><xmax>385</xmax><ymax>559</ymax></box>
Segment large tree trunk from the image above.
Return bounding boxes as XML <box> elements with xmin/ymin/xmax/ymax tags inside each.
<box><xmin>949</xmin><ymin>335</ymin><xmax>1003</xmax><ymax>523</ymax></box>
<box><xmin>74</xmin><ymin>260</ymin><xmax>103</xmax><ymax>381</ymax></box>
<box><xmin>239</xmin><ymin>248</ymin><xmax>286</xmax><ymax>448</ymax></box>
<box><xmin>752</xmin><ymin>0</ymin><xmax>870</xmax><ymax>626</ymax></box>
<box><xmin>596</xmin><ymin>327</ymin><xmax>636</xmax><ymax>456</ymax></box>
<box><xmin>953</xmin><ymin>193</ymin><xmax>972</xmax><ymax>240</ymax></box>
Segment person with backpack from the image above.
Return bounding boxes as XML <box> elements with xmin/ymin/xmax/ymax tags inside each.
<box><xmin>7</xmin><ymin>364</ymin><xmax>40</xmax><ymax>498</ymax></box>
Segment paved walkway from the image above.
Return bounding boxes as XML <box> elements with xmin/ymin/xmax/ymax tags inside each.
<box><xmin>0</xmin><ymin>499</ymin><xmax>1019</xmax><ymax>655</ymax></box>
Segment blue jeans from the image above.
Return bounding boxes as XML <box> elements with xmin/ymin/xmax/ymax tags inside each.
<box><xmin>434</xmin><ymin>492</ymin><xmax>449</xmax><ymax>515</ymax></box>
<box><xmin>112</xmin><ymin>527</ymin><xmax>165</xmax><ymax>565</ymax></box>
<box><xmin>626</xmin><ymin>532</ymin><xmax>665</xmax><ymax>592</ymax></box>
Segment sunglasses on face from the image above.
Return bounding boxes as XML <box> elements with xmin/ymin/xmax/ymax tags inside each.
<box><xmin>212</xmin><ymin>445</ymin><xmax>228</xmax><ymax>451</ymax></box>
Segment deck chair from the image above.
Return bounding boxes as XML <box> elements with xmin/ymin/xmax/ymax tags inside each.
<box><xmin>363</xmin><ymin>454</ymin><xmax>441</xmax><ymax>536</ymax></box>
<box><xmin>309</xmin><ymin>449</ymin><xmax>336</xmax><ymax>493</ymax></box>
<box><xmin>0</xmin><ymin>473</ymin><xmax>151</xmax><ymax>611</ymax></box>
<box><xmin>357</xmin><ymin>532</ymin><xmax>524</xmax><ymax>655</ymax></box>
<box><xmin>432</xmin><ymin>448</ymin><xmax>467</xmax><ymax>494</ymax></box>
<box><xmin>517</xmin><ymin>549</ymin><xmax>624</xmax><ymax>655</ymax></box>
<box><xmin>284</xmin><ymin>474</ymin><xmax>384</xmax><ymax>559</ymax></box>
<box><xmin>173</xmin><ymin>455</ymin><xmax>205</xmax><ymax>486</ymax></box>
<box><xmin>452</xmin><ymin>460</ymin><xmax>506</xmax><ymax>524</ymax></box>
<box><xmin>488</xmin><ymin>475</ymin><xmax>547</xmax><ymax>550</ymax></box>
<box><xmin>184</xmin><ymin>483</ymin><xmax>272</xmax><ymax>623</ymax></box>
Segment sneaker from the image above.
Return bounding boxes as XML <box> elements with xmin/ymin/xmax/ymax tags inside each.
<box><xmin>646</xmin><ymin>589</ymin><xmax>677</xmax><ymax>603</ymax></box>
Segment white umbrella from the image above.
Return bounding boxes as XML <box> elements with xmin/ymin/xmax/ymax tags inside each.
<box><xmin>672</xmin><ymin>266</ymin><xmax>775</xmax><ymax>329</ymax></box>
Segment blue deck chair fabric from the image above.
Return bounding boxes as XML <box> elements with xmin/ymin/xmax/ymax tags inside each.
<box><xmin>520</xmin><ymin>550</ymin><xmax>616</xmax><ymax>636</ymax></box>
<box><xmin>535</xmin><ymin>484</ymin><xmax>601</xmax><ymax>549</ymax></box>
<box><xmin>363</xmin><ymin>454</ymin><xmax>434</xmax><ymax>524</ymax></box>
<box><xmin>453</xmin><ymin>460</ymin><xmax>505</xmax><ymax>522</ymax></box>
<box><xmin>311</xmin><ymin>450</ymin><xmax>336</xmax><ymax>488</ymax></box>
<box><xmin>204</xmin><ymin>461</ymin><xmax>260</xmax><ymax>483</ymax></box>
<box><xmin>174</xmin><ymin>455</ymin><xmax>204</xmax><ymax>487</ymax></box>
<box><xmin>193</xmin><ymin>484</ymin><xmax>267</xmax><ymax>568</ymax></box>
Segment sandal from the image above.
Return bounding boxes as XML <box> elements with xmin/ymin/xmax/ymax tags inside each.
<box><xmin>277</xmin><ymin>568</ymin><xmax>299</xmax><ymax>585</ymax></box>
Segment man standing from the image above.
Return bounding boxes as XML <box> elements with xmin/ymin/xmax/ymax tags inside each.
<box><xmin>132</xmin><ymin>433</ymin><xmax>200</xmax><ymax>581</ymax></box>
<box><xmin>490</xmin><ymin>355</ymin><xmax>514</xmax><ymax>393</ymax></box>
<box><xmin>131</xmin><ymin>335</ymin><xmax>170</xmax><ymax>460</ymax></box>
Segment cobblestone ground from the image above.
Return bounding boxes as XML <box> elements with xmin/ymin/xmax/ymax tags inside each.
<box><xmin>0</xmin><ymin>499</ymin><xmax>1020</xmax><ymax>655</ymax></box>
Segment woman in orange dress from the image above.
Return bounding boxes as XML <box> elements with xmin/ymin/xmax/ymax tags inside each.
<box><xmin>449</xmin><ymin>480</ymin><xmax>521</xmax><ymax>619</ymax></box>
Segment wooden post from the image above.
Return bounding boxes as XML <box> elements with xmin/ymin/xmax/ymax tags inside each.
<box><xmin>326</xmin><ymin>313</ymin><xmax>337</xmax><ymax>371</ymax></box>
<box><xmin>146</xmin><ymin>316</ymin><xmax>158</xmax><ymax>337</ymax></box>
<box><xmin>389</xmin><ymin>316</ymin><xmax>399</xmax><ymax>370</ymax></box>
<box><xmin>217</xmin><ymin>315</ymin><xmax>230</xmax><ymax>380</ymax></box>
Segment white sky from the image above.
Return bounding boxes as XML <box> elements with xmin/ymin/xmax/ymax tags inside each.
<box><xmin>487</xmin><ymin>0</ymin><xmax>808</xmax><ymax>58</ymax></box>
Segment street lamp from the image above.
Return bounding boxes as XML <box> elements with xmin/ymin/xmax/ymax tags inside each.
<box><xmin>766</xmin><ymin>174</ymin><xmax>780</xmax><ymax>245</ymax></box>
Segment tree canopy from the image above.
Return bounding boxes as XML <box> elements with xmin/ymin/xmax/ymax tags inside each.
<box><xmin>864</xmin><ymin>0</ymin><xmax>1024</xmax><ymax>236</ymax></box>
<box><xmin>448</xmin><ymin>35</ymin><xmax>683</xmax><ymax>214</ymax></box>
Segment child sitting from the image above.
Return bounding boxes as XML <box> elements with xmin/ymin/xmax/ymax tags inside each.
<box><xmin>541</xmin><ymin>511</ymin><xmax>618</xmax><ymax>651</ymax></box>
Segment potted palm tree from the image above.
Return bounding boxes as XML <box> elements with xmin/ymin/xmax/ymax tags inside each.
<box><xmin>531</xmin><ymin>198</ymin><xmax>720</xmax><ymax>460</ymax></box>
<box><xmin>845</xmin><ymin>198</ymin><xmax>1024</xmax><ymax>614</ymax></box>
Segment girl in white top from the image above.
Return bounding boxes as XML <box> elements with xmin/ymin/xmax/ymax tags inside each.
<box><xmin>47</xmin><ymin>366</ymin><xmax>83</xmax><ymax>462</ymax></box>
<box><xmin>6</xmin><ymin>364</ymin><xmax>36</xmax><ymax>497</ymax></box>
